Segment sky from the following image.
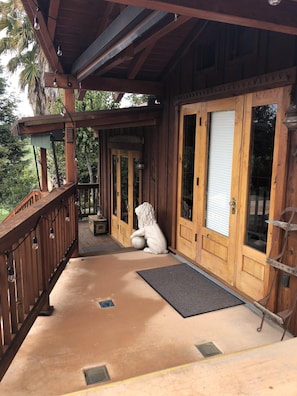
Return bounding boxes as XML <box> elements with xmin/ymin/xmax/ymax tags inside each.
<box><xmin>0</xmin><ymin>27</ymin><xmax>33</xmax><ymax>118</ymax></box>
<box><xmin>1</xmin><ymin>59</ymin><xmax>34</xmax><ymax>118</ymax></box>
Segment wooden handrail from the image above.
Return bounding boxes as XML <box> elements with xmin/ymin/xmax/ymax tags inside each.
<box><xmin>2</xmin><ymin>190</ymin><xmax>48</xmax><ymax>223</ymax></box>
<box><xmin>0</xmin><ymin>183</ymin><xmax>78</xmax><ymax>381</ymax></box>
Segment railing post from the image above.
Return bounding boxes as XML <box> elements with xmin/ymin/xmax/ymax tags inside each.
<box><xmin>39</xmin><ymin>216</ymin><xmax>54</xmax><ymax>315</ymax></box>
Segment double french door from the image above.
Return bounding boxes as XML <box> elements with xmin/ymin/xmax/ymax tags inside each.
<box><xmin>176</xmin><ymin>88</ymin><xmax>289</xmax><ymax>299</ymax></box>
<box><xmin>111</xmin><ymin>149</ymin><xmax>142</xmax><ymax>246</ymax></box>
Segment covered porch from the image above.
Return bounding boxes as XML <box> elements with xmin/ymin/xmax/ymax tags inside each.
<box><xmin>0</xmin><ymin>226</ymin><xmax>294</xmax><ymax>395</ymax></box>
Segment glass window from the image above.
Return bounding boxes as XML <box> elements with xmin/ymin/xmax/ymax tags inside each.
<box><xmin>246</xmin><ymin>104</ymin><xmax>276</xmax><ymax>252</ymax></box>
<box><xmin>181</xmin><ymin>114</ymin><xmax>196</xmax><ymax>220</ymax></box>
<box><xmin>133</xmin><ymin>157</ymin><xmax>140</xmax><ymax>230</ymax></box>
<box><xmin>112</xmin><ymin>154</ymin><xmax>117</xmax><ymax>216</ymax></box>
<box><xmin>120</xmin><ymin>156</ymin><xmax>128</xmax><ymax>223</ymax></box>
<box><xmin>205</xmin><ymin>110</ymin><xmax>235</xmax><ymax>236</ymax></box>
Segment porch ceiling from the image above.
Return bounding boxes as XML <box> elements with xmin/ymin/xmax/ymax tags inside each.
<box><xmin>21</xmin><ymin>0</ymin><xmax>297</xmax><ymax>96</ymax></box>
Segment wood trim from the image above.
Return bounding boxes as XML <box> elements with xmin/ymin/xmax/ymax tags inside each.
<box><xmin>174</xmin><ymin>67</ymin><xmax>296</xmax><ymax>105</ymax></box>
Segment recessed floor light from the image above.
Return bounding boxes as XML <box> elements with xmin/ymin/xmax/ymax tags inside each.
<box><xmin>196</xmin><ymin>342</ymin><xmax>222</xmax><ymax>358</ymax></box>
<box><xmin>84</xmin><ymin>365</ymin><xmax>110</xmax><ymax>385</ymax></box>
<box><xmin>98</xmin><ymin>299</ymin><xmax>114</xmax><ymax>308</ymax></box>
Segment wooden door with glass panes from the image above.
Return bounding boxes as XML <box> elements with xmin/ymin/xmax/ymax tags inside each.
<box><xmin>196</xmin><ymin>96</ymin><xmax>244</xmax><ymax>285</ymax></box>
<box><xmin>111</xmin><ymin>149</ymin><xmax>141</xmax><ymax>246</ymax></box>
<box><xmin>177</xmin><ymin>88</ymin><xmax>288</xmax><ymax>297</ymax></box>
<box><xmin>234</xmin><ymin>88</ymin><xmax>289</xmax><ymax>300</ymax></box>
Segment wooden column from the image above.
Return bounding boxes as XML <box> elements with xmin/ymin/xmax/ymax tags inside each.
<box><xmin>63</xmin><ymin>89</ymin><xmax>79</xmax><ymax>257</ymax></box>
<box><xmin>40</xmin><ymin>148</ymin><xmax>48</xmax><ymax>192</ymax></box>
<box><xmin>64</xmin><ymin>89</ymin><xmax>77</xmax><ymax>183</ymax></box>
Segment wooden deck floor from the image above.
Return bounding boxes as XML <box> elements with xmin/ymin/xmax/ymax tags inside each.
<box><xmin>78</xmin><ymin>219</ymin><xmax>129</xmax><ymax>256</ymax></box>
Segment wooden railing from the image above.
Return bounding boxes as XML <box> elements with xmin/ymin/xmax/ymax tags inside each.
<box><xmin>0</xmin><ymin>183</ymin><xmax>78</xmax><ymax>381</ymax></box>
<box><xmin>2</xmin><ymin>190</ymin><xmax>48</xmax><ymax>223</ymax></box>
<box><xmin>77</xmin><ymin>183</ymin><xmax>99</xmax><ymax>217</ymax></box>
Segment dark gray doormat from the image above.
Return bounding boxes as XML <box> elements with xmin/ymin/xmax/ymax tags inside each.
<box><xmin>137</xmin><ymin>263</ymin><xmax>243</xmax><ymax>318</ymax></box>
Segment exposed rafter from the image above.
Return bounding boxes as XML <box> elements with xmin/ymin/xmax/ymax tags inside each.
<box><xmin>92</xmin><ymin>46</ymin><xmax>135</xmax><ymax>78</ymax></box>
<box><xmin>71</xmin><ymin>6</ymin><xmax>147</xmax><ymax>76</ymax></box>
<box><xmin>72</xmin><ymin>7</ymin><xmax>168</xmax><ymax>81</ymax></box>
<box><xmin>111</xmin><ymin>14</ymin><xmax>191</xmax><ymax>99</ymax></box>
<box><xmin>106</xmin><ymin>0</ymin><xmax>297</xmax><ymax>35</ymax></box>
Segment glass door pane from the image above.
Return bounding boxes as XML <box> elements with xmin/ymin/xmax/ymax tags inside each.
<box><xmin>133</xmin><ymin>157</ymin><xmax>140</xmax><ymax>230</ymax></box>
<box><xmin>112</xmin><ymin>154</ymin><xmax>117</xmax><ymax>216</ymax></box>
<box><xmin>181</xmin><ymin>114</ymin><xmax>196</xmax><ymax>220</ymax></box>
<box><xmin>206</xmin><ymin>110</ymin><xmax>235</xmax><ymax>236</ymax></box>
<box><xmin>246</xmin><ymin>104</ymin><xmax>276</xmax><ymax>252</ymax></box>
<box><xmin>120</xmin><ymin>155</ymin><xmax>128</xmax><ymax>223</ymax></box>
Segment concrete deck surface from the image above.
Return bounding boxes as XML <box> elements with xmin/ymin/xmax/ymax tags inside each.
<box><xmin>0</xmin><ymin>250</ymin><xmax>293</xmax><ymax>396</ymax></box>
<box><xmin>66</xmin><ymin>338</ymin><xmax>297</xmax><ymax>396</ymax></box>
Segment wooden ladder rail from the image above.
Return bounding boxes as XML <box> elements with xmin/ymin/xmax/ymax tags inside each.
<box><xmin>254</xmin><ymin>208</ymin><xmax>297</xmax><ymax>341</ymax></box>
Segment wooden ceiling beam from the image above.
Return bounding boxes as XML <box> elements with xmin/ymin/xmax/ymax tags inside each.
<box><xmin>71</xmin><ymin>6</ymin><xmax>147</xmax><ymax>76</ymax></box>
<box><xmin>128</xmin><ymin>43</ymin><xmax>155</xmax><ymax>80</ymax></box>
<box><xmin>72</xmin><ymin>7</ymin><xmax>168</xmax><ymax>81</ymax></box>
<box><xmin>94</xmin><ymin>46</ymin><xmax>135</xmax><ymax>77</ymax></box>
<box><xmin>21</xmin><ymin>0</ymin><xmax>63</xmax><ymax>73</ymax></box>
<box><xmin>96</xmin><ymin>13</ymin><xmax>191</xmax><ymax>102</ymax></box>
<box><xmin>134</xmin><ymin>15</ymin><xmax>191</xmax><ymax>55</ymax></box>
<box><xmin>112</xmin><ymin>14</ymin><xmax>191</xmax><ymax>99</ymax></box>
<box><xmin>44</xmin><ymin>73</ymin><xmax>163</xmax><ymax>95</ymax></box>
<box><xmin>107</xmin><ymin>0</ymin><xmax>297</xmax><ymax>35</ymax></box>
<box><xmin>13</xmin><ymin>107</ymin><xmax>162</xmax><ymax>136</ymax></box>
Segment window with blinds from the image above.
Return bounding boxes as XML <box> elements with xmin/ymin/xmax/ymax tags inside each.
<box><xmin>205</xmin><ymin>110</ymin><xmax>235</xmax><ymax>236</ymax></box>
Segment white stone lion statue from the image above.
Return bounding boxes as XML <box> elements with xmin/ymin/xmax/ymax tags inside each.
<box><xmin>130</xmin><ymin>202</ymin><xmax>168</xmax><ymax>254</ymax></box>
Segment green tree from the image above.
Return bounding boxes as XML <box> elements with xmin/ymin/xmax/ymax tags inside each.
<box><xmin>47</xmin><ymin>91</ymin><xmax>119</xmax><ymax>185</ymax></box>
<box><xmin>75</xmin><ymin>91</ymin><xmax>119</xmax><ymax>183</ymax></box>
<box><xmin>123</xmin><ymin>93</ymin><xmax>148</xmax><ymax>106</ymax></box>
<box><xmin>0</xmin><ymin>0</ymin><xmax>55</xmax><ymax>114</ymax></box>
<box><xmin>0</xmin><ymin>66</ymin><xmax>37</xmax><ymax>210</ymax></box>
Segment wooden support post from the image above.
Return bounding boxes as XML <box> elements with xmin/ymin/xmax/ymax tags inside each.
<box><xmin>63</xmin><ymin>89</ymin><xmax>79</xmax><ymax>257</ymax></box>
<box><xmin>64</xmin><ymin>89</ymin><xmax>77</xmax><ymax>183</ymax></box>
<box><xmin>40</xmin><ymin>148</ymin><xmax>48</xmax><ymax>192</ymax></box>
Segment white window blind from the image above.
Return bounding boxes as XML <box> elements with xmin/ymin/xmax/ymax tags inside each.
<box><xmin>206</xmin><ymin>110</ymin><xmax>235</xmax><ymax>236</ymax></box>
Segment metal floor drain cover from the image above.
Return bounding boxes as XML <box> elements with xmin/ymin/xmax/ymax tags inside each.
<box><xmin>99</xmin><ymin>299</ymin><xmax>114</xmax><ymax>308</ymax></box>
<box><xmin>196</xmin><ymin>342</ymin><xmax>222</xmax><ymax>358</ymax></box>
<box><xmin>84</xmin><ymin>365</ymin><xmax>110</xmax><ymax>385</ymax></box>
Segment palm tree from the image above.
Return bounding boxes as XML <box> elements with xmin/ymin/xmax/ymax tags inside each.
<box><xmin>0</xmin><ymin>0</ymin><xmax>54</xmax><ymax>114</ymax></box>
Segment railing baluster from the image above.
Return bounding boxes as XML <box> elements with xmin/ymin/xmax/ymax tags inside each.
<box><xmin>0</xmin><ymin>255</ymin><xmax>11</xmax><ymax>346</ymax></box>
<box><xmin>76</xmin><ymin>183</ymin><xmax>99</xmax><ymax>217</ymax></box>
<box><xmin>6</xmin><ymin>253</ymin><xmax>18</xmax><ymax>334</ymax></box>
<box><xmin>14</xmin><ymin>247</ymin><xmax>25</xmax><ymax>324</ymax></box>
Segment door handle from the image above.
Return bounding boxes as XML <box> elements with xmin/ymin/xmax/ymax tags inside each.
<box><xmin>229</xmin><ymin>197</ymin><xmax>236</xmax><ymax>214</ymax></box>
